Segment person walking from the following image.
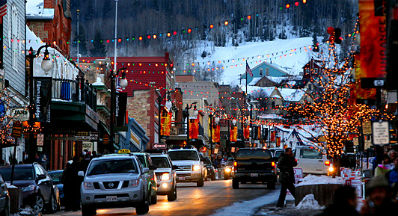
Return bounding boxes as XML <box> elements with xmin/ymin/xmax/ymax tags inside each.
<box><xmin>276</xmin><ymin>147</ymin><xmax>297</xmax><ymax>208</ymax></box>
<box><xmin>374</xmin><ymin>154</ymin><xmax>391</xmax><ymax>177</ymax></box>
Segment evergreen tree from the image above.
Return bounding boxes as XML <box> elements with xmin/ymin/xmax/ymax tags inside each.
<box><xmin>75</xmin><ymin>24</ymin><xmax>88</xmax><ymax>56</ymax></box>
<box><xmin>90</xmin><ymin>30</ymin><xmax>107</xmax><ymax>57</ymax></box>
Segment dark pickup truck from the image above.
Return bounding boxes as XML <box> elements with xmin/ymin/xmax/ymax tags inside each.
<box><xmin>232</xmin><ymin>148</ymin><xmax>277</xmax><ymax>189</ymax></box>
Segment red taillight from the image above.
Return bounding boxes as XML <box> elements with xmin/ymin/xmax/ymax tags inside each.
<box><xmin>271</xmin><ymin>161</ymin><xmax>276</xmax><ymax>167</ymax></box>
<box><xmin>325</xmin><ymin>160</ymin><xmax>330</xmax><ymax>166</ymax></box>
<box><xmin>234</xmin><ymin>161</ymin><xmax>237</xmax><ymax>167</ymax></box>
<box><xmin>233</xmin><ymin>161</ymin><xmax>237</xmax><ymax>172</ymax></box>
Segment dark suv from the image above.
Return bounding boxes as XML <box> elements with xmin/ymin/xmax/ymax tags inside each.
<box><xmin>0</xmin><ymin>163</ymin><xmax>59</xmax><ymax>214</ymax></box>
<box><xmin>232</xmin><ymin>148</ymin><xmax>277</xmax><ymax>189</ymax></box>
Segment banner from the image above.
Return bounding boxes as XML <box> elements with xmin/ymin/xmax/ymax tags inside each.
<box><xmin>358</xmin><ymin>0</ymin><xmax>387</xmax><ymax>78</ymax></box>
<box><xmin>34</xmin><ymin>78</ymin><xmax>52</xmax><ymax>123</ymax></box>
<box><xmin>212</xmin><ymin>125</ymin><xmax>220</xmax><ymax>143</ymax></box>
<box><xmin>189</xmin><ymin>118</ymin><xmax>199</xmax><ymax>139</ymax></box>
<box><xmin>276</xmin><ymin>137</ymin><xmax>281</xmax><ymax>147</ymax></box>
<box><xmin>258</xmin><ymin>126</ymin><xmax>261</xmax><ymax>140</ymax></box>
<box><xmin>161</xmin><ymin>110</ymin><xmax>171</xmax><ymax>136</ymax></box>
<box><xmin>271</xmin><ymin>131</ymin><xmax>276</xmax><ymax>142</ymax></box>
<box><xmin>243</xmin><ymin>125</ymin><xmax>250</xmax><ymax>139</ymax></box>
<box><xmin>230</xmin><ymin>126</ymin><xmax>238</xmax><ymax>142</ymax></box>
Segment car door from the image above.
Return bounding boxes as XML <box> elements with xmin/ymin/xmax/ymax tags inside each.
<box><xmin>35</xmin><ymin>164</ymin><xmax>51</xmax><ymax>202</ymax></box>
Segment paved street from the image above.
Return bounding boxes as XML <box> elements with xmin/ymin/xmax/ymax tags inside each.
<box><xmin>47</xmin><ymin>180</ymin><xmax>274</xmax><ymax>216</ymax></box>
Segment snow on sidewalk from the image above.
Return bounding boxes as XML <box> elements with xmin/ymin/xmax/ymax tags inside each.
<box><xmin>212</xmin><ymin>190</ymin><xmax>288</xmax><ymax>216</ymax></box>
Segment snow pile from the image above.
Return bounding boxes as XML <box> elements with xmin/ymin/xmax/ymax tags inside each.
<box><xmin>296</xmin><ymin>194</ymin><xmax>323</xmax><ymax>210</ymax></box>
<box><xmin>296</xmin><ymin>175</ymin><xmax>344</xmax><ymax>187</ymax></box>
<box><xmin>18</xmin><ymin>207</ymin><xmax>35</xmax><ymax>216</ymax></box>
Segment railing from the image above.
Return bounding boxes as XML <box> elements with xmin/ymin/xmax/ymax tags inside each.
<box><xmin>52</xmin><ymin>77</ymin><xmax>97</xmax><ymax>111</ymax></box>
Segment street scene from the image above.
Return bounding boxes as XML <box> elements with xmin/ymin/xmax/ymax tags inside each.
<box><xmin>0</xmin><ymin>0</ymin><xmax>398</xmax><ymax>215</ymax></box>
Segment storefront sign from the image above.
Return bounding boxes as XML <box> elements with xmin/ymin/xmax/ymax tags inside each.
<box><xmin>153</xmin><ymin>143</ymin><xmax>167</xmax><ymax>149</ymax></box>
<box><xmin>372</xmin><ymin>121</ymin><xmax>389</xmax><ymax>145</ymax></box>
<box><xmin>11</xmin><ymin>108</ymin><xmax>29</xmax><ymax>121</ymax></box>
<box><xmin>34</xmin><ymin>78</ymin><xmax>52</xmax><ymax>123</ymax></box>
<box><xmin>37</xmin><ymin>134</ymin><xmax>44</xmax><ymax>146</ymax></box>
<box><xmin>362</xmin><ymin>121</ymin><xmax>372</xmax><ymax>135</ymax></box>
<box><xmin>12</xmin><ymin>121</ymin><xmax>22</xmax><ymax>138</ymax></box>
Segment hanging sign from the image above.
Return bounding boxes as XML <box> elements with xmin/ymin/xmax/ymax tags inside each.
<box><xmin>372</xmin><ymin>121</ymin><xmax>389</xmax><ymax>145</ymax></box>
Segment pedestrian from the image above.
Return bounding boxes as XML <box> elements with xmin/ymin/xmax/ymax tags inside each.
<box><xmin>385</xmin><ymin>157</ymin><xmax>398</xmax><ymax>200</ymax></box>
<box><xmin>360</xmin><ymin>175</ymin><xmax>398</xmax><ymax>215</ymax></box>
<box><xmin>276</xmin><ymin>147</ymin><xmax>297</xmax><ymax>208</ymax></box>
<box><xmin>388</xmin><ymin>150</ymin><xmax>397</xmax><ymax>166</ymax></box>
<box><xmin>63</xmin><ymin>156</ymin><xmax>82</xmax><ymax>211</ymax></box>
<box><xmin>318</xmin><ymin>185</ymin><xmax>359</xmax><ymax>216</ymax></box>
<box><xmin>374</xmin><ymin>154</ymin><xmax>391</xmax><ymax>177</ymax></box>
<box><xmin>62</xmin><ymin>161</ymin><xmax>73</xmax><ymax>211</ymax></box>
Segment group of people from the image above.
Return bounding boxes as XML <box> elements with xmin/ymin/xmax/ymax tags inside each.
<box><xmin>62</xmin><ymin>150</ymin><xmax>97</xmax><ymax>211</ymax></box>
<box><xmin>275</xmin><ymin>147</ymin><xmax>398</xmax><ymax>215</ymax></box>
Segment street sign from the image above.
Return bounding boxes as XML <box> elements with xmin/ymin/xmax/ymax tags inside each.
<box><xmin>372</xmin><ymin>121</ymin><xmax>390</xmax><ymax>145</ymax></box>
<box><xmin>153</xmin><ymin>143</ymin><xmax>167</xmax><ymax>149</ymax></box>
<box><xmin>353</xmin><ymin>137</ymin><xmax>359</xmax><ymax>146</ymax></box>
<box><xmin>12</xmin><ymin>121</ymin><xmax>22</xmax><ymax>138</ymax></box>
<box><xmin>362</xmin><ymin>121</ymin><xmax>372</xmax><ymax>135</ymax></box>
<box><xmin>11</xmin><ymin>108</ymin><xmax>29</xmax><ymax>121</ymax></box>
<box><xmin>37</xmin><ymin>134</ymin><xmax>44</xmax><ymax>146</ymax></box>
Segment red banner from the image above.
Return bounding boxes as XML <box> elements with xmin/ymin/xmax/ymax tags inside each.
<box><xmin>189</xmin><ymin>118</ymin><xmax>199</xmax><ymax>139</ymax></box>
<box><xmin>243</xmin><ymin>125</ymin><xmax>250</xmax><ymax>139</ymax></box>
<box><xmin>212</xmin><ymin>125</ymin><xmax>220</xmax><ymax>143</ymax></box>
<box><xmin>258</xmin><ymin>126</ymin><xmax>261</xmax><ymax>140</ymax></box>
<box><xmin>161</xmin><ymin>110</ymin><xmax>171</xmax><ymax>136</ymax></box>
<box><xmin>230</xmin><ymin>126</ymin><xmax>238</xmax><ymax>142</ymax></box>
<box><xmin>358</xmin><ymin>0</ymin><xmax>387</xmax><ymax>78</ymax></box>
<box><xmin>271</xmin><ymin>131</ymin><xmax>276</xmax><ymax>142</ymax></box>
<box><xmin>276</xmin><ymin>137</ymin><xmax>281</xmax><ymax>147</ymax></box>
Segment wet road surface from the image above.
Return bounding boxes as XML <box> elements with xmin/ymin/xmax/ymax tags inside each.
<box><xmin>48</xmin><ymin>180</ymin><xmax>274</xmax><ymax>216</ymax></box>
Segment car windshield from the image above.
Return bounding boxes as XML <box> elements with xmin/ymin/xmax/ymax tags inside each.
<box><xmin>236</xmin><ymin>149</ymin><xmax>272</xmax><ymax>160</ymax></box>
<box><xmin>151</xmin><ymin>157</ymin><xmax>171</xmax><ymax>168</ymax></box>
<box><xmin>168</xmin><ymin>151</ymin><xmax>199</xmax><ymax>161</ymax></box>
<box><xmin>49</xmin><ymin>172</ymin><xmax>63</xmax><ymax>184</ymax></box>
<box><xmin>135</xmin><ymin>155</ymin><xmax>148</xmax><ymax>168</ymax></box>
<box><xmin>274</xmin><ymin>151</ymin><xmax>282</xmax><ymax>158</ymax></box>
<box><xmin>0</xmin><ymin>167</ymin><xmax>34</xmax><ymax>181</ymax></box>
<box><xmin>87</xmin><ymin>159</ymin><xmax>137</xmax><ymax>176</ymax></box>
<box><xmin>300</xmin><ymin>148</ymin><xmax>322</xmax><ymax>159</ymax></box>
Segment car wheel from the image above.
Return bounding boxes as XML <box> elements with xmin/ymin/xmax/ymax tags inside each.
<box><xmin>46</xmin><ymin>192</ymin><xmax>59</xmax><ymax>213</ymax></box>
<box><xmin>267</xmin><ymin>182</ymin><xmax>276</xmax><ymax>190</ymax></box>
<box><xmin>167</xmin><ymin>185</ymin><xmax>177</xmax><ymax>201</ymax></box>
<box><xmin>136</xmin><ymin>193</ymin><xmax>150</xmax><ymax>215</ymax></box>
<box><xmin>33</xmin><ymin>194</ymin><xmax>45</xmax><ymax>214</ymax></box>
<box><xmin>0</xmin><ymin>198</ymin><xmax>10</xmax><ymax>216</ymax></box>
<box><xmin>232</xmin><ymin>178</ymin><xmax>239</xmax><ymax>189</ymax></box>
<box><xmin>197</xmin><ymin>176</ymin><xmax>204</xmax><ymax>187</ymax></box>
<box><xmin>150</xmin><ymin>189</ymin><xmax>157</xmax><ymax>205</ymax></box>
<box><xmin>82</xmin><ymin>205</ymin><xmax>96</xmax><ymax>216</ymax></box>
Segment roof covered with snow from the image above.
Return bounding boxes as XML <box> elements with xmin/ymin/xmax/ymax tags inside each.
<box><xmin>278</xmin><ymin>88</ymin><xmax>306</xmax><ymax>102</ymax></box>
<box><xmin>248</xmin><ymin>77</ymin><xmax>262</xmax><ymax>86</ymax></box>
<box><xmin>26</xmin><ymin>0</ymin><xmax>54</xmax><ymax>20</ymax></box>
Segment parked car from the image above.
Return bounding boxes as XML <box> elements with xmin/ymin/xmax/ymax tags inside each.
<box><xmin>48</xmin><ymin>170</ymin><xmax>64</xmax><ymax>205</ymax></box>
<box><xmin>295</xmin><ymin>146</ymin><xmax>330</xmax><ymax>175</ymax></box>
<box><xmin>132</xmin><ymin>152</ymin><xmax>158</xmax><ymax>204</ymax></box>
<box><xmin>0</xmin><ymin>174</ymin><xmax>10</xmax><ymax>216</ymax></box>
<box><xmin>168</xmin><ymin>148</ymin><xmax>206</xmax><ymax>187</ymax></box>
<box><xmin>201</xmin><ymin>155</ymin><xmax>216</xmax><ymax>181</ymax></box>
<box><xmin>223</xmin><ymin>160</ymin><xmax>235</xmax><ymax>180</ymax></box>
<box><xmin>0</xmin><ymin>163</ymin><xmax>59</xmax><ymax>214</ymax></box>
<box><xmin>149</xmin><ymin>154</ymin><xmax>177</xmax><ymax>201</ymax></box>
<box><xmin>232</xmin><ymin>148</ymin><xmax>277</xmax><ymax>189</ymax></box>
<box><xmin>79</xmin><ymin>154</ymin><xmax>150</xmax><ymax>215</ymax></box>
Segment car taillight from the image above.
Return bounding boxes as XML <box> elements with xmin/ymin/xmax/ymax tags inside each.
<box><xmin>271</xmin><ymin>161</ymin><xmax>276</xmax><ymax>168</ymax></box>
<box><xmin>325</xmin><ymin>160</ymin><xmax>330</xmax><ymax>166</ymax></box>
<box><xmin>233</xmin><ymin>161</ymin><xmax>237</xmax><ymax>172</ymax></box>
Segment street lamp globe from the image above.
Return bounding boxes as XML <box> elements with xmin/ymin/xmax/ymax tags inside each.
<box><xmin>120</xmin><ymin>78</ymin><xmax>128</xmax><ymax>90</ymax></box>
<box><xmin>41</xmin><ymin>48</ymin><xmax>54</xmax><ymax>75</ymax></box>
<box><xmin>232</xmin><ymin>119</ymin><xmax>237</xmax><ymax>125</ymax></box>
<box><xmin>215</xmin><ymin>117</ymin><xmax>220</xmax><ymax>124</ymax></box>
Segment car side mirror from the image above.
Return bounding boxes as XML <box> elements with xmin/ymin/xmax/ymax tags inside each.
<box><xmin>172</xmin><ymin>165</ymin><xmax>178</xmax><ymax>170</ymax></box>
<box><xmin>78</xmin><ymin>171</ymin><xmax>85</xmax><ymax>177</ymax></box>
<box><xmin>142</xmin><ymin>168</ymin><xmax>150</xmax><ymax>173</ymax></box>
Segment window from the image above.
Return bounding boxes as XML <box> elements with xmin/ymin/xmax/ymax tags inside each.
<box><xmin>300</xmin><ymin>148</ymin><xmax>322</xmax><ymax>159</ymax></box>
<box><xmin>11</xmin><ymin>4</ymin><xmax>18</xmax><ymax>69</ymax></box>
<box><xmin>266</xmin><ymin>68</ymin><xmax>270</xmax><ymax>76</ymax></box>
<box><xmin>260</xmin><ymin>68</ymin><xmax>263</xmax><ymax>76</ymax></box>
<box><xmin>87</xmin><ymin>159</ymin><xmax>138</xmax><ymax>176</ymax></box>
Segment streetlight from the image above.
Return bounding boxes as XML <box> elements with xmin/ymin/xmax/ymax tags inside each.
<box><xmin>27</xmin><ymin>45</ymin><xmax>54</xmax><ymax>162</ymax></box>
<box><xmin>109</xmin><ymin>67</ymin><xmax>127</xmax><ymax>152</ymax></box>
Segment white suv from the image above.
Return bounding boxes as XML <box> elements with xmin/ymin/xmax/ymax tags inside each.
<box><xmin>168</xmin><ymin>148</ymin><xmax>205</xmax><ymax>187</ymax></box>
<box><xmin>150</xmin><ymin>154</ymin><xmax>177</xmax><ymax>201</ymax></box>
<box><xmin>79</xmin><ymin>155</ymin><xmax>150</xmax><ymax>215</ymax></box>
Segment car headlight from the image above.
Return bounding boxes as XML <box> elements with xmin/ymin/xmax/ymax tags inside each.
<box><xmin>130</xmin><ymin>179</ymin><xmax>140</xmax><ymax>187</ymax></box>
<box><xmin>83</xmin><ymin>182</ymin><xmax>94</xmax><ymax>190</ymax></box>
<box><xmin>22</xmin><ymin>185</ymin><xmax>36</xmax><ymax>192</ymax></box>
<box><xmin>225</xmin><ymin>167</ymin><xmax>232</xmax><ymax>173</ymax></box>
<box><xmin>161</xmin><ymin>173</ymin><xmax>170</xmax><ymax>181</ymax></box>
<box><xmin>328</xmin><ymin>166</ymin><xmax>335</xmax><ymax>172</ymax></box>
<box><xmin>192</xmin><ymin>165</ymin><xmax>201</xmax><ymax>171</ymax></box>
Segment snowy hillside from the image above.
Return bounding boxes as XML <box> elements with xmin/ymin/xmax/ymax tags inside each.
<box><xmin>187</xmin><ymin>37</ymin><xmax>315</xmax><ymax>86</ymax></box>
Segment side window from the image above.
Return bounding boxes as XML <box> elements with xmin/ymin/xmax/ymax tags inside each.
<box><xmin>146</xmin><ymin>155</ymin><xmax>153</xmax><ymax>167</ymax></box>
<box><xmin>34</xmin><ymin>165</ymin><xmax>44</xmax><ymax>176</ymax></box>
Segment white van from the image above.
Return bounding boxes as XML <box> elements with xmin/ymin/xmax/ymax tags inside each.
<box><xmin>295</xmin><ymin>146</ymin><xmax>330</xmax><ymax>175</ymax></box>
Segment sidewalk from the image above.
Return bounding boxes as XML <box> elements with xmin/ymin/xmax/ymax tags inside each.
<box><xmin>253</xmin><ymin>199</ymin><xmax>323</xmax><ymax>216</ymax></box>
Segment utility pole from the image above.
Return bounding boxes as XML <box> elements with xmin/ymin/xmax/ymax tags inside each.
<box><xmin>110</xmin><ymin>0</ymin><xmax>119</xmax><ymax>150</ymax></box>
<box><xmin>76</xmin><ymin>9</ymin><xmax>80</xmax><ymax>63</ymax></box>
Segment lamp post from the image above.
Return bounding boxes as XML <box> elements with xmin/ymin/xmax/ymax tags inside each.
<box><xmin>109</xmin><ymin>67</ymin><xmax>127</xmax><ymax>152</ymax></box>
<box><xmin>209</xmin><ymin>113</ymin><xmax>213</xmax><ymax>159</ymax></box>
<box><xmin>27</xmin><ymin>45</ymin><xmax>54</xmax><ymax>162</ymax></box>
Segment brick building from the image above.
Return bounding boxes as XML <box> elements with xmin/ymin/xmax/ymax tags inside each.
<box><xmin>26</xmin><ymin>0</ymin><xmax>72</xmax><ymax>56</ymax></box>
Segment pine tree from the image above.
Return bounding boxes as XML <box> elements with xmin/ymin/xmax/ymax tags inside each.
<box><xmin>75</xmin><ymin>24</ymin><xmax>88</xmax><ymax>56</ymax></box>
<box><xmin>90</xmin><ymin>30</ymin><xmax>107</xmax><ymax>57</ymax></box>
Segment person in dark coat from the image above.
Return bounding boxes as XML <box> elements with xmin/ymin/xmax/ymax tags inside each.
<box><xmin>62</xmin><ymin>161</ymin><xmax>73</xmax><ymax>211</ymax></box>
<box><xmin>276</xmin><ymin>147</ymin><xmax>297</xmax><ymax>207</ymax></box>
<box><xmin>360</xmin><ymin>175</ymin><xmax>398</xmax><ymax>215</ymax></box>
<box><xmin>319</xmin><ymin>185</ymin><xmax>359</xmax><ymax>216</ymax></box>
<box><xmin>62</xmin><ymin>156</ymin><xmax>82</xmax><ymax>211</ymax></box>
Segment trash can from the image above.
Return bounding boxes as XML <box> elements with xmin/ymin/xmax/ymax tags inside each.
<box><xmin>8</xmin><ymin>187</ymin><xmax>22</xmax><ymax>213</ymax></box>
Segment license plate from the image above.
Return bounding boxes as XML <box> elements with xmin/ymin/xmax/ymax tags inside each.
<box><xmin>250</xmin><ymin>173</ymin><xmax>258</xmax><ymax>177</ymax></box>
<box><xmin>106</xmin><ymin>196</ymin><xmax>117</xmax><ymax>201</ymax></box>
<box><xmin>178</xmin><ymin>177</ymin><xmax>186</xmax><ymax>181</ymax></box>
